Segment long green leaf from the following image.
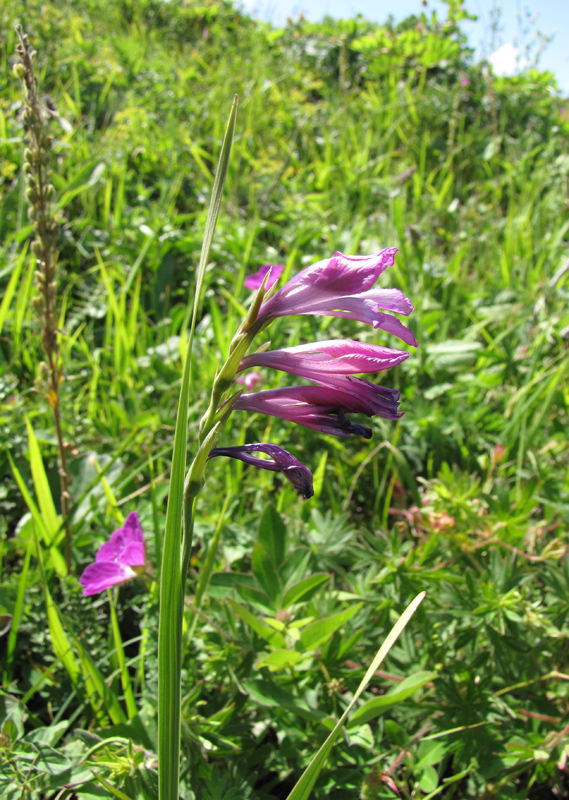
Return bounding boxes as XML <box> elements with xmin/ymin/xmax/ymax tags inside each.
<box><xmin>347</xmin><ymin>670</ymin><xmax>437</xmax><ymax>727</ymax></box>
<box><xmin>158</xmin><ymin>96</ymin><xmax>238</xmax><ymax>800</ymax></box>
<box><xmin>182</xmin><ymin>94</ymin><xmax>238</xmax><ymax>351</ymax></box>
<box><xmin>286</xmin><ymin>592</ymin><xmax>426</xmax><ymax>800</ymax></box>
<box><xmin>8</xmin><ymin>452</ymin><xmax>66</xmax><ymax>576</ymax></box>
<box><xmin>44</xmin><ymin>583</ymin><xmax>81</xmax><ymax>687</ymax></box>
<box><xmin>108</xmin><ymin>591</ymin><xmax>137</xmax><ymax>720</ymax></box>
<box><xmin>3</xmin><ymin>537</ymin><xmax>33</xmax><ymax>682</ymax></box>
<box><xmin>300</xmin><ymin>603</ymin><xmax>363</xmax><ymax>651</ymax></box>
<box><xmin>0</xmin><ymin>242</ymin><xmax>27</xmax><ymax>336</ymax></box>
<box><xmin>73</xmin><ymin>635</ymin><xmax>127</xmax><ymax>726</ymax></box>
<box><xmin>26</xmin><ymin>419</ymin><xmax>60</xmax><ymax>541</ymax></box>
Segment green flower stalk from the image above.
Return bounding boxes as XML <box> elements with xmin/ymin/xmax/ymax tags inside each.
<box><xmin>14</xmin><ymin>26</ymin><xmax>72</xmax><ymax>571</ymax></box>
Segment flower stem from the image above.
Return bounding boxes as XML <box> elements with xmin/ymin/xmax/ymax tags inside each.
<box><xmin>14</xmin><ymin>26</ymin><xmax>72</xmax><ymax>571</ymax></box>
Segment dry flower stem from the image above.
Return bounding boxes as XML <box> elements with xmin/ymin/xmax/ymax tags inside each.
<box><xmin>15</xmin><ymin>26</ymin><xmax>72</xmax><ymax>571</ymax></box>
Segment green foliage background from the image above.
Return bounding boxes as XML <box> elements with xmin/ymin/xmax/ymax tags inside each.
<box><xmin>0</xmin><ymin>0</ymin><xmax>568</xmax><ymax>797</ymax></box>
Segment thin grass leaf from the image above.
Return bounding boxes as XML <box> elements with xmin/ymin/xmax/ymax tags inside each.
<box><xmin>26</xmin><ymin>419</ymin><xmax>60</xmax><ymax>540</ymax></box>
<box><xmin>0</xmin><ymin>242</ymin><xmax>27</xmax><ymax>336</ymax></box>
<box><xmin>108</xmin><ymin>590</ymin><xmax>137</xmax><ymax>720</ymax></box>
<box><xmin>158</xmin><ymin>95</ymin><xmax>238</xmax><ymax>800</ymax></box>
<box><xmin>92</xmin><ymin>772</ymin><xmax>135</xmax><ymax>800</ymax></box>
<box><xmin>8</xmin><ymin>452</ymin><xmax>66</xmax><ymax>576</ymax></box>
<box><xmin>73</xmin><ymin>635</ymin><xmax>127</xmax><ymax>725</ymax></box>
<box><xmin>285</xmin><ymin>592</ymin><xmax>426</xmax><ymax>800</ymax></box>
<box><xmin>182</xmin><ymin>94</ymin><xmax>238</xmax><ymax>349</ymax></box>
<box><xmin>3</xmin><ymin>536</ymin><xmax>32</xmax><ymax>683</ymax></box>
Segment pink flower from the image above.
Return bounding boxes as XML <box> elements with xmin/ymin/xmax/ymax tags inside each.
<box><xmin>256</xmin><ymin>249</ymin><xmax>417</xmax><ymax>347</ymax></box>
<box><xmin>237</xmin><ymin>370</ymin><xmax>263</xmax><ymax>391</ymax></box>
<box><xmin>244</xmin><ymin>264</ymin><xmax>285</xmax><ymax>291</ymax></box>
<box><xmin>80</xmin><ymin>512</ymin><xmax>146</xmax><ymax>596</ymax></box>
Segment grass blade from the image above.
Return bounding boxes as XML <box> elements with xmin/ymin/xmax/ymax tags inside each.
<box><xmin>158</xmin><ymin>96</ymin><xmax>238</xmax><ymax>800</ymax></box>
<box><xmin>108</xmin><ymin>590</ymin><xmax>138</xmax><ymax>720</ymax></box>
<box><xmin>285</xmin><ymin>592</ymin><xmax>426</xmax><ymax>800</ymax></box>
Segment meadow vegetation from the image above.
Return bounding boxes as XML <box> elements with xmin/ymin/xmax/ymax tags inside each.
<box><xmin>1</xmin><ymin>0</ymin><xmax>568</xmax><ymax>797</ymax></box>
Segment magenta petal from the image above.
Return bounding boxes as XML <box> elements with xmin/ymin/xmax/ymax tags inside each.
<box><xmin>95</xmin><ymin>512</ymin><xmax>145</xmax><ymax>566</ymax></box>
<box><xmin>120</xmin><ymin>541</ymin><xmax>145</xmax><ymax>567</ymax></box>
<box><xmin>240</xmin><ymin>339</ymin><xmax>409</xmax><ymax>378</ymax></box>
<box><xmin>96</xmin><ymin>529</ymin><xmax>127</xmax><ymax>563</ymax></box>
<box><xmin>80</xmin><ymin>562</ymin><xmax>136</xmax><ymax>596</ymax></box>
<box><xmin>244</xmin><ymin>264</ymin><xmax>284</xmax><ymax>291</ymax></box>
<box><xmin>292</xmin><ymin>249</ymin><xmax>397</xmax><ymax>294</ymax></box>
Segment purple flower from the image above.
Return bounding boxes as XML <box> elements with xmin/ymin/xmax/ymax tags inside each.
<box><xmin>80</xmin><ymin>512</ymin><xmax>146</xmax><ymax>597</ymax></box>
<box><xmin>234</xmin><ymin>379</ymin><xmax>402</xmax><ymax>438</ymax></box>
<box><xmin>244</xmin><ymin>264</ymin><xmax>285</xmax><ymax>291</ymax></box>
<box><xmin>239</xmin><ymin>339</ymin><xmax>409</xmax><ymax>383</ymax></box>
<box><xmin>460</xmin><ymin>77</ymin><xmax>471</xmax><ymax>87</ymax></box>
<box><xmin>209</xmin><ymin>443</ymin><xmax>313</xmax><ymax>498</ymax></box>
<box><xmin>237</xmin><ymin>370</ymin><xmax>263</xmax><ymax>391</ymax></box>
<box><xmin>256</xmin><ymin>249</ymin><xmax>417</xmax><ymax>347</ymax></box>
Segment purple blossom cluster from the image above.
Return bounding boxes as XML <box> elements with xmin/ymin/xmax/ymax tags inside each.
<box><xmin>214</xmin><ymin>248</ymin><xmax>416</xmax><ymax>496</ymax></box>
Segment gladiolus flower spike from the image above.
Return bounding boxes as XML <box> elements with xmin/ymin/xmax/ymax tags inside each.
<box><xmin>80</xmin><ymin>512</ymin><xmax>146</xmax><ymax>596</ymax></box>
<box><xmin>236</xmin><ymin>249</ymin><xmax>415</xmax><ymax>440</ymax></box>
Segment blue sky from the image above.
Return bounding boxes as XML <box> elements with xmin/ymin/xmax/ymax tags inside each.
<box><xmin>241</xmin><ymin>0</ymin><xmax>569</xmax><ymax>94</ymax></box>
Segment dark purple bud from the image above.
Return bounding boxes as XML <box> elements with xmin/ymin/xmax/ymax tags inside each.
<box><xmin>209</xmin><ymin>443</ymin><xmax>314</xmax><ymax>498</ymax></box>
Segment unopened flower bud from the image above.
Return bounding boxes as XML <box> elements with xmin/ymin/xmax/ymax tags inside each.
<box><xmin>13</xmin><ymin>63</ymin><xmax>27</xmax><ymax>79</ymax></box>
<box><xmin>38</xmin><ymin>361</ymin><xmax>49</xmax><ymax>380</ymax></box>
<box><xmin>23</xmin><ymin>162</ymin><xmax>33</xmax><ymax>175</ymax></box>
<box><xmin>45</xmin><ymin>184</ymin><xmax>55</xmax><ymax>201</ymax></box>
<box><xmin>26</xmin><ymin>187</ymin><xmax>38</xmax><ymax>204</ymax></box>
<box><xmin>27</xmin><ymin>206</ymin><xmax>36</xmax><ymax>221</ymax></box>
<box><xmin>24</xmin><ymin>147</ymin><xmax>33</xmax><ymax>163</ymax></box>
<box><xmin>31</xmin><ymin>240</ymin><xmax>42</xmax><ymax>256</ymax></box>
<box><xmin>31</xmin><ymin>296</ymin><xmax>44</xmax><ymax>312</ymax></box>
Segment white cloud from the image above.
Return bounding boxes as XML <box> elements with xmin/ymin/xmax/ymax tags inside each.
<box><xmin>488</xmin><ymin>44</ymin><xmax>528</xmax><ymax>77</ymax></box>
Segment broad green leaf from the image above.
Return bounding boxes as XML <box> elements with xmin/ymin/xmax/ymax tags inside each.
<box><xmin>285</xmin><ymin>592</ymin><xmax>425</xmax><ymax>800</ymax></box>
<box><xmin>283</xmin><ymin>573</ymin><xmax>329</xmax><ymax>608</ymax></box>
<box><xmin>252</xmin><ymin>542</ymin><xmax>281</xmax><ymax>602</ymax></box>
<box><xmin>348</xmin><ymin>671</ymin><xmax>437</xmax><ymax>727</ymax></box>
<box><xmin>243</xmin><ymin>679</ymin><xmax>324</xmax><ymax>721</ymax></box>
<box><xmin>257</xmin><ymin>649</ymin><xmax>304</xmax><ymax>671</ymax></box>
<box><xmin>226</xmin><ymin>598</ymin><xmax>285</xmax><ymax>648</ymax></box>
<box><xmin>300</xmin><ymin>603</ymin><xmax>363</xmax><ymax>651</ymax></box>
<box><xmin>258</xmin><ymin>503</ymin><xmax>287</xmax><ymax>567</ymax></box>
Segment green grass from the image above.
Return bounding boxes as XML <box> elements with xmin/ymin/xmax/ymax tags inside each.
<box><xmin>0</xmin><ymin>0</ymin><xmax>568</xmax><ymax>797</ymax></box>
